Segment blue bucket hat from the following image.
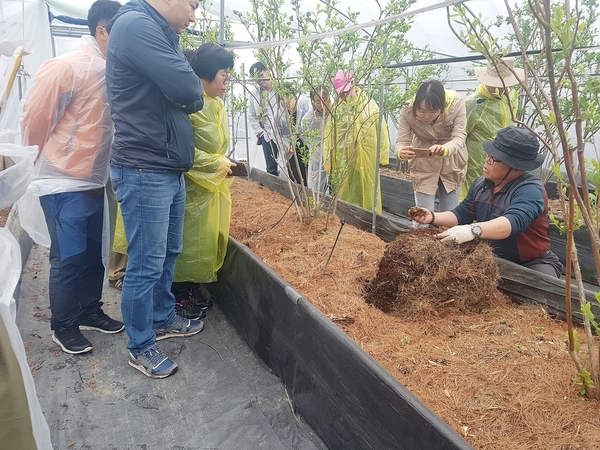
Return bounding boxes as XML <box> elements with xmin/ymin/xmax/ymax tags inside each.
<box><xmin>482</xmin><ymin>126</ymin><xmax>545</xmax><ymax>171</ymax></box>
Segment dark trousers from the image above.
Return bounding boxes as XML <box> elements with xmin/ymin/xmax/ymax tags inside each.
<box><xmin>40</xmin><ymin>191</ymin><xmax>105</xmax><ymax>330</ymax></box>
<box><xmin>288</xmin><ymin>138</ymin><xmax>308</xmax><ymax>186</ymax></box>
<box><xmin>261</xmin><ymin>138</ymin><xmax>279</xmax><ymax>176</ymax></box>
<box><xmin>171</xmin><ymin>281</ymin><xmax>201</xmax><ymax>301</ymax></box>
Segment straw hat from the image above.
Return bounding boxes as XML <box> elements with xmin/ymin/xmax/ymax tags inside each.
<box><xmin>474</xmin><ymin>57</ymin><xmax>525</xmax><ymax>88</ymax></box>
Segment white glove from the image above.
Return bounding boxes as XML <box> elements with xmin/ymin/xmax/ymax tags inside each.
<box><xmin>436</xmin><ymin>225</ymin><xmax>475</xmax><ymax>244</ymax></box>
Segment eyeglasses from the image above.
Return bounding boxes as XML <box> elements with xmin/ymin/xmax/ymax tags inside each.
<box><xmin>416</xmin><ymin>109</ymin><xmax>441</xmax><ymax>117</ymax></box>
<box><xmin>485</xmin><ymin>155</ymin><xmax>503</xmax><ymax>165</ymax></box>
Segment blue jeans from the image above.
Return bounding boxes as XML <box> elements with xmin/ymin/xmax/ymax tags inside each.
<box><xmin>110</xmin><ymin>166</ymin><xmax>186</xmax><ymax>355</ymax></box>
<box><xmin>39</xmin><ymin>191</ymin><xmax>105</xmax><ymax>329</ymax></box>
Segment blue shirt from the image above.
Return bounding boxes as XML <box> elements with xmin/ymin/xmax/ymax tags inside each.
<box><xmin>452</xmin><ymin>173</ymin><xmax>551</xmax><ymax>264</ymax></box>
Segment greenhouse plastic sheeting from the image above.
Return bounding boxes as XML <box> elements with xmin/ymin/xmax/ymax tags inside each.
<box><xmin>208</xmin><ymin>238</ymin><xmax>475</xmax><ymax>450</ymax></box>
<box><xmin>0</xmin><ymin>229</ymin><xmax>53</xmax><ymax>450</ymax></box>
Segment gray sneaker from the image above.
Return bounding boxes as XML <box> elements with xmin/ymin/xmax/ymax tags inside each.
<box><xmin>128</xmin><ymin>346</ymin><xmax>178</xmax><ymax>379</ymax></box>
<box><xmin>154</xmin><ymin>314</ymin><xmax>204</xmax><ymax>341</ymax></box>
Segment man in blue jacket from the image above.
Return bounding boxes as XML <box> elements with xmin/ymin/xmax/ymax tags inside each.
<box><xmin>106</xmin><ymin>0</ymin><xmax>204</xmax><ymax>379</ymax></box>
<box><xmin>409</xmin><ymin>126</ymin><xmax>562</xmax><ymax>278</ymax></box>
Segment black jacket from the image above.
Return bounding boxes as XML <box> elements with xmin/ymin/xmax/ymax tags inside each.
<box><xmin>106</xmin><ymin>0</ymin><xmax>203</xmax><ymax>171</ymax></box>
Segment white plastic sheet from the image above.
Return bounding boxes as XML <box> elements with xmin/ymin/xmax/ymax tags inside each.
<box><xmin>0</xmin><ymin>142</ymin><xmax>37</xmax><ymax>209</ymax></box>
<box><xmin>0</xmin><ymin>137</ymin><xmax>51</xmax><ymax>248</ymax></box>
<box><xmin>0</xmin><ymin>229</ymin><xmax>53</xmax><ymax>450</ymax></box>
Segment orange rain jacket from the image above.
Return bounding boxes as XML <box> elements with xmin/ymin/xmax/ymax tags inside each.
<box><xmin>21</xmin><ymin>35</ymin><xmax>112</xmax><ymax>187</ymax></box>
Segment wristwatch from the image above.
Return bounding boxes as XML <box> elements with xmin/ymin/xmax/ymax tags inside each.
<box><xmin>471</xmin><ymin>224</ymin><xmax>483</xmax><ymax>239</ymax></box>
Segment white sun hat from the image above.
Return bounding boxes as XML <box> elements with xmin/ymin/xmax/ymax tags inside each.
<box><xmin>474</xmin><ymin>57</ymin><xmax>526</xmax><ymax>88</ymax></box>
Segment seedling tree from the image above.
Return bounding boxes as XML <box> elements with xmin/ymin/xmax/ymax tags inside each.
<box><xmin>235</xmin><ymin>0</ymin><xmax>441</xmax><ymax>227</ymax></box>
<box><xmin>450</xmin><ymin>0</ymin><xmax>600</xmax><ymax>398</ymax></box>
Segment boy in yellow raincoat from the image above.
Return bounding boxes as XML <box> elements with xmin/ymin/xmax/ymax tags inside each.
<box><xmin>324</xmin><ymin>71</ymin><xmax>390</xmax><ymax>213</ymax></box>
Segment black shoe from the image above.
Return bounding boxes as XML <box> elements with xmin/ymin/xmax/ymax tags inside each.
<box><xmin>52</xmin><ymin>326</ymin><xmax>93</xmax><ymax>354</ymax></box>
<box><xmin>190</xmin><ymin>287</ymin><xmax>214</xmax><ymax>310</ymax></box>
<box><xmin>175</xmin><ymin>299</ymin><xmax>207</xmax><ymax>320</ymax></box>
<box><xmin>108</xmin><ymin>277</ymin><xmax>123</xmax><ymax>290</ymax></box>
<box><xmin>80</xmin><ymin>311</ymin><xmax>125</xmax><ymax>334</ymax></box>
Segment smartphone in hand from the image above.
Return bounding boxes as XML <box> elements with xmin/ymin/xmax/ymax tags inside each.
<box><xmin>411</xmin><ymin>148</ymin><xmax>434</xmax><ymax>158</ymax></box>
<box><xmin>229</xmin><ymin>160</ymin><xmax>248</xmax><ymax>177</ymax></box>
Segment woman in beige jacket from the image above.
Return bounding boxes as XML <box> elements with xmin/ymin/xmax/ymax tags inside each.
<box><xmin>395</xmin><ymin>80</ymin><xmax>467</xmax><ymax>224</ymax></box>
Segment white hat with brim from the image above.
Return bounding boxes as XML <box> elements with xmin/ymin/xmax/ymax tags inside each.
<box><xmin>474</xmin><ymin>57</ymin><xmax>526</xmax><ymax>88</ymax></box>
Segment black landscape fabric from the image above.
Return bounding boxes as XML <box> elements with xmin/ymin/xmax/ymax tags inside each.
<box><xmin>18</xmin><ymin>243</ymin><xmax>326</xmax><ymax>450</ymax></box>
<box><xmin>209</xmin><ymin>238</ymin><xmax>475</xmax><ymax>450</ymax></box>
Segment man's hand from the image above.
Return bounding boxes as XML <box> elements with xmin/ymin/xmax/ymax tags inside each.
<box><xmin>436</xmin><ymin>225</ymin><xmax>475</xmax><ymax>244</ymax></box>
<box><xmin>408</xmin><ymin>207</ymin><xmax>432</xmax><ymax>224</ymax></box>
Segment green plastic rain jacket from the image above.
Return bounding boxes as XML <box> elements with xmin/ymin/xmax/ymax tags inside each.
<box><xmin>113</xmin><ymin>94</ymin><xmax>232</xmax><ymax>283</ymax></box>
<box><xmin>463</xmin><ymin>84</ymin><xmax>517</xmax><ymax>194</ymax></box>
<box><xmin>323</xmin><ymin>88</ymin><xmax>390</xmax><ymax>213</ymax></box>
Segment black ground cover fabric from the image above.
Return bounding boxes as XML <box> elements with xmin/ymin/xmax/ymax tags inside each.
<box><xmin>209</xmin><ymin>239</ymin><xmax>474</xmax><ymax>450</ymax></box>
<box><xmin>17</xmin><ymin>243</ymin><xmax>326</xmax><ymax>450</ymax></box>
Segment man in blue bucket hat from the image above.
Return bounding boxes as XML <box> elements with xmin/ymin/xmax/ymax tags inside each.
<box><xmin>409</xmin><ymin>126</ymin><xmax>563</xmax><ymax>277</ymax></box>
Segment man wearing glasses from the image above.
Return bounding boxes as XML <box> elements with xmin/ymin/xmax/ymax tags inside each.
<box><xmin>409</xmin><ymin>126</ymin><xmax>562</xmax><ymax>277</ymax></box>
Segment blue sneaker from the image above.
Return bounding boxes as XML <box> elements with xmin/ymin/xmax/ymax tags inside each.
<box><xmin>154</xmin><ymin>314</ymin><xmax>204</xmax><ymax>341</ymax></box>
<box><xmin>128</xmin><ymin>346</ymin><xmax>178</xmax><ymax>379</ymax></box>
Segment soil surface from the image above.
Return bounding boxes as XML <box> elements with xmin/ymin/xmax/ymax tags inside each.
<box><xmin>229</xmin><ymin>177</ymin><xmax>600</xmax><ymax>450</ymax></box>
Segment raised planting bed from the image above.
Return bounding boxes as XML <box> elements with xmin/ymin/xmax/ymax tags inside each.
<box><xmin>250</xmin><ymin>169</ymin><xmax>600</xmax><ymax>325</ymax></box>
<box><xmin>223</xmin><ymin>176</ymin><xmax>600</xmax><ymax>449</ymax></box>
<box><xmin>207</xmin><ymin>237</ymin><xmax>474</xmax><ymax>450</ymax></box>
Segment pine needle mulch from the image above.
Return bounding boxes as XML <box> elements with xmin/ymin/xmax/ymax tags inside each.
<box><xmin>229</xmin><ymin>178</ymin><xmax>600</xmax><ymax>450</ymax></box>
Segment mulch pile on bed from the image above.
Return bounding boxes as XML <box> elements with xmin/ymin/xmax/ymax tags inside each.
<box><xmin>365</xmin><ymin>228</ymin><xmax>507</xmax><ymax>317</ymax></box>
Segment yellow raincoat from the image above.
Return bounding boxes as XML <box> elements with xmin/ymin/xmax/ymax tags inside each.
<box><xmin>324</xmin><ymin>88</ymin><xmax>390</xmax><ymax>213</ymax></box>
<box><xmin>462</xmin><ymin>84</ymin><xmax>517</xmax><ymax>196</ymax></box>
<box><xmin>174</xmin><ymin>94</ymin><xmax>233</xmax><ymax>283</ymax></box>
<box><xmin>113</xmin><ymin>94</ymin><xmax>232</xmax><ymax>283</ymax></box>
